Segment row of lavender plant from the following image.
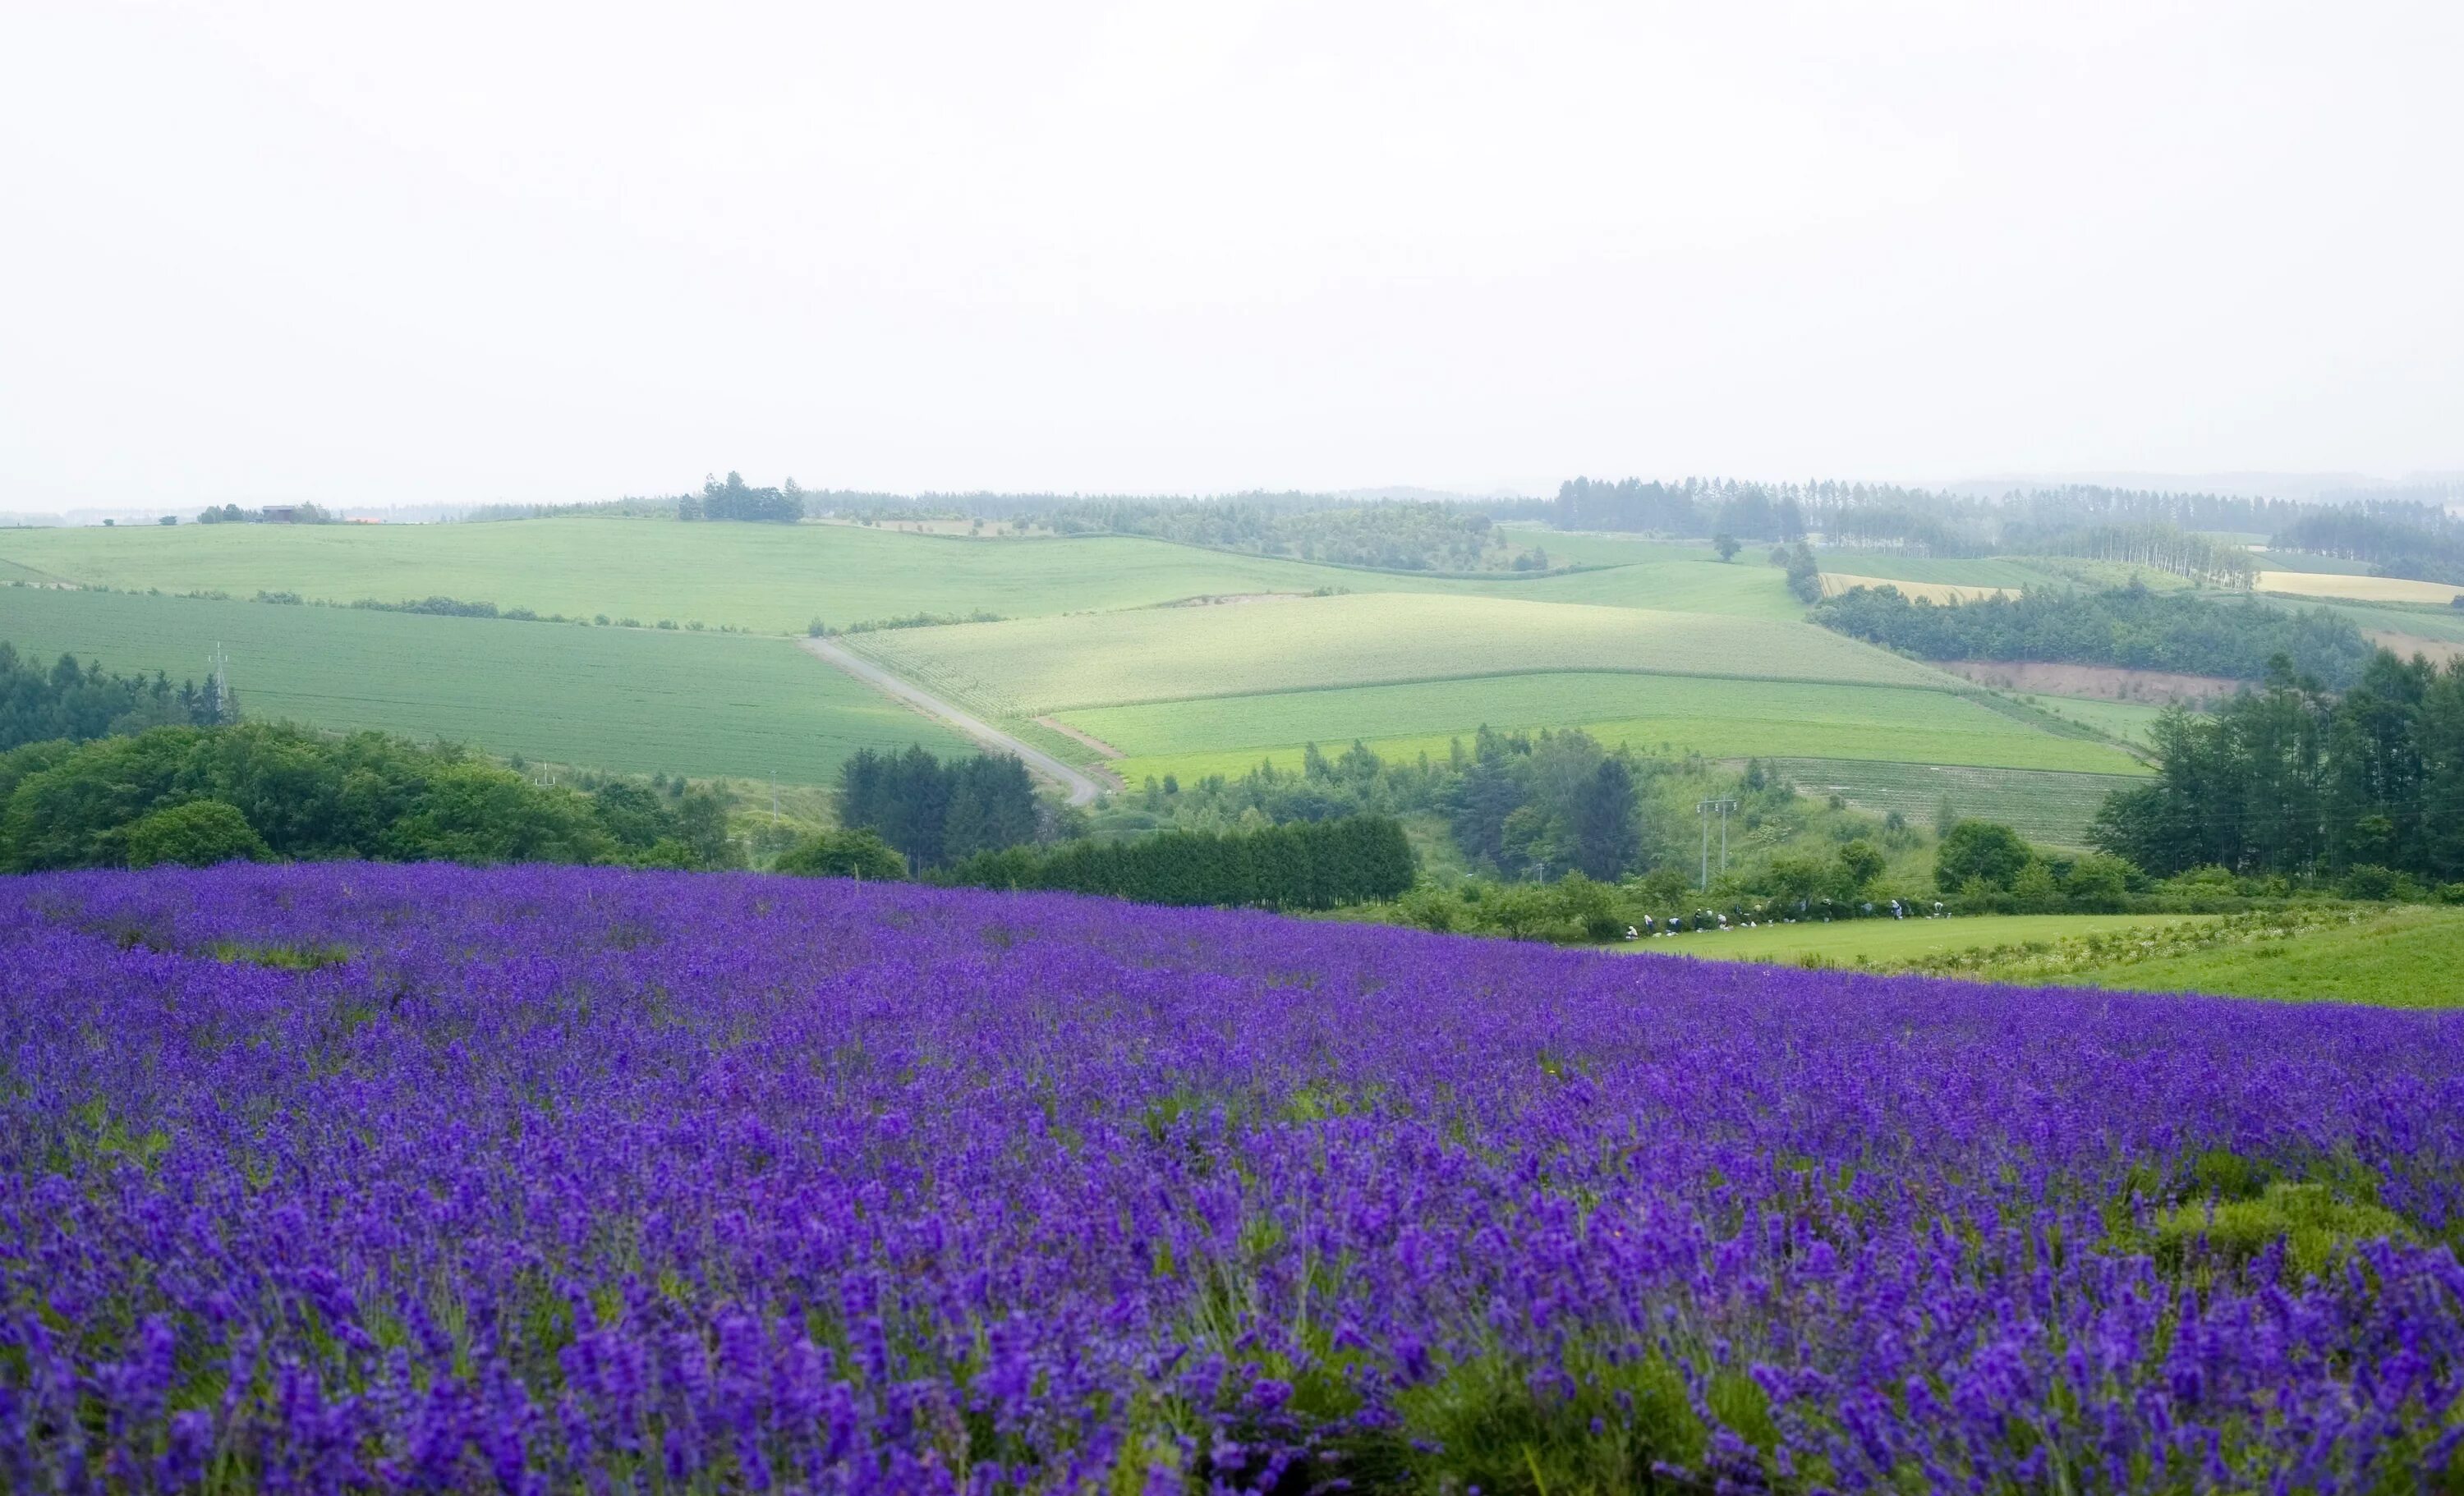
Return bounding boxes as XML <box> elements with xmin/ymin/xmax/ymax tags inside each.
<box><xmin>2</xmin><ymin>863</ymin><xmax>2461</xmax><ymax>1492</ymax></box>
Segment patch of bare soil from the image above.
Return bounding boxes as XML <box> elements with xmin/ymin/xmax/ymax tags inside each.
<box><xmin>1934</xmin><ymin>660</ymin><xmax>2242</xmax><ymax>706</ymax></box>
<box><xmin>2371</xmin><ymin>631</ymin><xmax>2464</xmax><ymax>666</ymax></box>
<box><xmin>1035</xmin><ymin>716</ymin><xmax>1124</xmax><ymax>759</ymax></box>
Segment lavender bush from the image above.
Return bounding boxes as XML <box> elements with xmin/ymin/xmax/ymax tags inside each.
<box><xmin>2</xmin><ymin>863</ymin><xmax>2461</xmax><ymax>1493</ymax></box>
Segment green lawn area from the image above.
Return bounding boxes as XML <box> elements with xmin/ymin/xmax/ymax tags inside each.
<box><xmin>1625</xmin><ymin>912</ymin><xmax>2215</xmax><ymax>966</ymax></box>
<box><xmin>848</xmin><ymin>592</ymin><xmax>1960</xmax><ymax>720</ymax></box>
<box><xmin>1075</xmin><ymin>672</ymin><xmax>2149</xmax><ymax>786</ymax></box>
<box><xmin>0</xmin><ymin>585</ymin><xmax>966</xmax><ymax>783</ymax></box>
<box><xmin>2071</xmin><ymin>906</ymin><xmax>2464</xmax><ymax>1006</ymax></box>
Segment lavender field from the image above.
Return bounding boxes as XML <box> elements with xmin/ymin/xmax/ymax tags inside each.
<box><xmin>4</xmin><ymin>865</ymin><xmax>2463</xmax><ymax>1493</ymax></box>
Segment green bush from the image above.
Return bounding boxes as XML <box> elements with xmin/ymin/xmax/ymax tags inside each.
<box><xmin>774</xmin><ymin>828</ymin><xmax>905</xmax><ymax>880</ymax></box>
<box><xmin>120</xmin><ymin>799</ymin><xmax>269</xmax><ymax>868</ymax></box>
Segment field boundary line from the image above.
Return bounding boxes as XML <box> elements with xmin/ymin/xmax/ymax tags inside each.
<box><xmin>1038</xmin><ymin>663</ymin><xmax>1978</xmax><ymax>714</ymax></box>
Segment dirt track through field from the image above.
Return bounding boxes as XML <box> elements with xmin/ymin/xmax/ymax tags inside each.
<box><xmin>799</xmin><ymin>636</ymin><xmax>1113</xmax><ymax>805</ymax></box>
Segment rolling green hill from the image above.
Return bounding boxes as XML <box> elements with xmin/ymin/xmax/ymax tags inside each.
<box><xmin>1071</xmin><ymin>672</ymin><xmax>2149</xmax><ymax>787</ymax></box>
<box><xmin>0</xmin><ymin>584</ymin><xmax>965</xmax><ymax>783</ymax></box>
<box><xmin>845</xmin><ymin>592</ymin><xmax>1957</xmax><ymax>719</ymax></box>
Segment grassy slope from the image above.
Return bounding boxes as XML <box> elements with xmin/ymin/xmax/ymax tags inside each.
<box><xmin>1073</xmin><ymin>672</ymin><xmax>2150</xmax><ymax>784</ymax></box>
<box><xmin>1763</xmin><ymin>758</ymin><xmax>2135</xmax><ymax>848</ymax></box>
<box><xmin>848</xmin><ymin>593</ymin><xmax>1961</xmax><ymax>719</ymax></box>
<box><xmin>1628</xmin><ymin>913</ymin><xmax>2215</xmax><ymax>965</ymax></box>
<box><xmin>0</xmin><ymin>521</ymin><xmax>1446</xmax><ymax>634</ymax></box>
<box><xmin>2004</xmin><ymin>694</ymin><xmax>2171</xmax><ymax>746</ymax></box>
<box><xmin>1644</xmin><ymin>905</ymin><xmax>2464</xmax><ymax>1008</ymax></box>
<box><xmin>0</xmin><ymin>585</ymin><xmax>968</xmax><ymax>783</ymax></box>
<box><xmin>0</xmin><ymin>520</ymin><xmax>1808</xmax><ymax>633</ymax></box>
<box><xmin>2075</xmin><ymin>906</ymin><xmax>2464</xmax><ymax>1006</ymax></box>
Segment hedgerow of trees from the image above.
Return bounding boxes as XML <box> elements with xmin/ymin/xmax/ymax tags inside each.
<box><xmin>1811</xmin><ymin>581</ymin><xmax>2374</xmax><ymax>686</ymax></box>
<box><xmin>2092</xmin><ymin>650</ymin><xmax>2464</xmax><ymax>886</ymax></box>
<box><xmin>939</xmin><ymin>815</ymin><xmax>1414</xmax><ymax>911</ymax></box>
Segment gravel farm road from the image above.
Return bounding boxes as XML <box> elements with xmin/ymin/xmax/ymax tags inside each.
<box><xmin>798</xmin><ymin>636</ymin><xmax>1111</xmax><ymax>807</ymax></box>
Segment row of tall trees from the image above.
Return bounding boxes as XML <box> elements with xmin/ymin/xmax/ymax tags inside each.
<box><xmin>2093</xmin><ymin>651</ymin><xmax>2464</xmax><ymax>882</ymax></box>
<box><xmin>941</xmin><ymin>815</ymin><xmax>1414</xmax><ymax>910</ymax></box>
<box><xmin>2013</xmin><ymin>524</ymin><xmax>2258</xmax><ymax>587</ymax></box>
<box><xmin>1</xmin><ymin>645</ymin><xmax>228</xmax><ymax>751</ymax></box>
<box><xmin>1812</xmin><ymin>582</ymin><xmax>2374</xmax><ymax>686</ymax></box>
<box><xmin>2273</xmin><ymin>506</ymin><xmax>2464</xmax><ymax>586</ymax></box>
<box><xmin>1552</xmin><ymin>478</ymin><xmax>1811</xmax><ymax>541</ymax></box>
<box><xmin>839</xmin><ymin>746</ymin><xmax>1041</xmax><ymax>870</ymax></box>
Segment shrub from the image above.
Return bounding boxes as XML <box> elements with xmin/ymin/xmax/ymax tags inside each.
<box><xmin>120</xmin><ymin>799</ymin><xmax>269</xmax><ymax>868</ymax></box>
<box><xmin>1935</xmin><ymin>819</ymin><xmax>2032</xmax><ymax>893</ymax></box>
<box><xmin>774</xmin><ymin>828</ymin><xmax>906</xmax><ymax>881</ymax></box>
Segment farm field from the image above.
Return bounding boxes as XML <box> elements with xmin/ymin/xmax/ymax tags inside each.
<box><xmin>2255</xmin><ymin>549</ymin><xmax>2378</xmax><ymax>576</ymax></box>
<box><xmin>1808</xmin><ymin>553</ymin><xmax>2057</xmax><ymax>588</ymax></box>
<box><xmin>2257</xmin><ymin>569</ymin><xmax>2464</xmax><ymax>606</ymax></box>
<box><xmin>845</xmin><ymin>592</ymin><xmax>1959</xmax><ymax>719</ymax></box>
<box><xmin>2007</xmin><ymin>691</ymin><xmax>2171</xmax><ymax>746</ymax></box>
<box><xmin>0</xmin><ymin>585</ymin><xmax>966</xmax><ymax>782</ymax></box>
<box><xmin>1763</xmin><ymin>756</ymin><xmax>2136</xmax><ymax>847</ymax></box>
<box><xmin>7</xmin><ymin>863</ymin><xmax>2459</xmax><ymax>1490</ymax></box>
<box><xmin>0</xmin><ymin>518</ymin><xmax>1428</xmax><ymax>634</ymax></box>
<box><xmin>2067</xmin><ymin>905</ymin><xmax>2464</xmax><ymax>1005</ymax></box>
<box><xmin>1070</xmin><ymin>672</ymin><xmax>2152</xmax><ymax>786</ymax></box>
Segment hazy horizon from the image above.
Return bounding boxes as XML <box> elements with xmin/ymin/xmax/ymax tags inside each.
<box><xmin>5</xmin><ymin>1</ymin><xmax>2458</xmax><ymax>510</ymax></box>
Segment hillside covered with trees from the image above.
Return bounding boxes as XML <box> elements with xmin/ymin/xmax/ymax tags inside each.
<box><xmin>0</xmin><ymin>644</ymin><xmax>227</xmax><ymax>751</ymax></box>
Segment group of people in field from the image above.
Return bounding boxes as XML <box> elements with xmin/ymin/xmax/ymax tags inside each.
<box><xmin>1625</xmin><ymin>897</ymin><xmax>1948</xmax><ymax>940</ymax></box>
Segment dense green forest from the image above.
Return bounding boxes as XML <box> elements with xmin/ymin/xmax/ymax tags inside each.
<box><xmin>1812</xmin><ymin>581</ymin><xmax>2373</xmax><ymax>684</ymax></box>
<box><xmin>940</xmin><ymin>814</ymin><xmax>1414</xmax><ymax>911</ymax></box>
<box><xmin>2009</xmin><ymin>523</ymin><xmax>2255</xmax><ymax>586</ymax></box>
<box><xmin>2093</xmin><ymin>651</ymin><xmax>2464</xmax><ymax>887</ymax></box>
<box><xmin>0</xmin><ymin>644</ymin><xmax>226</xmax><ymax>751</ymax></box>
<box><xmin>0</xmin><ymin>723</ymin><xmax>737</xmax><ymax>872</ymax></box>
<box><xmin>1038</xmin><ymin>498</ymin><xmax>1549</xmax><ymax>571</ymax></box>
<box><xmin>838</xmin><ymin>746</ymin><xmax>1044</xmax><ymax>870</ymax></box>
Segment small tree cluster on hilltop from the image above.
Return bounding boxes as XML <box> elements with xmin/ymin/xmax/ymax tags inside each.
<box><xmin>680</xmin><ymin>471</ymin><xmax>804</xmax><ymax>523</ymax></box>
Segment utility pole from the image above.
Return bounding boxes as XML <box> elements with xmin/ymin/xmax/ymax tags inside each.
<box><xmin>1695</xmin><ymin>798</ymin><xmax>1737</xmax><ymax>889</ymax></box>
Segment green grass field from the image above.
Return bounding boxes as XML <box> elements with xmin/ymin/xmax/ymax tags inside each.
<box><xmin>1762</xmin><ymin>757</ymin><xmax>2135</xmax><ymax>847</ymax></box>
<box><xmin>1809</xmin><ymin>553</ymin><xmax>2060</xmax><ymax>588</ymax></box>
<box><xmin>0</xmin><ymin>518</ymin><xmax>1821</xmax><ymax>635</ymax></box>
<box><xmin>1629</xmin><ymin>913</ymin><xmax>2213</xmax><ymax>965</ymax></box>
<box><xmin>0</xmin><ymin>519</ymin><xmax>1449</xmax><ymax>635</ymax></box>
<box><xmin>2062</xmin><ymin>906</ymin><xmax>2464</xmax><ymax>1005</ymax></box>
<box><xmin>2255</xmin><ymin>550</ymin><xmax>2377</xmax><ymax>576</ymax></box>
<box><xmin>1644</xmin><ymin>904</ymin><xmax>2464</xmax><ymax>1008</ymax></box>
<box><xmin>0</xmin><ymin>585</ymin><xmax>966</xmax><ymax>783</ymax></box>
<box><xmin>2005</xmin><ymin>693</ymin><xmax>2171</xmax><ymax>746</ymax></box>
<box><xmin>1073</xmin><ymin>672</ymin><xmax>2151</xmax><ymax>786</ymax></box>
<box><xmin>846</xmin><ymin>593</ymin><xmax>1958</xmax><ymax>720</ymax></box>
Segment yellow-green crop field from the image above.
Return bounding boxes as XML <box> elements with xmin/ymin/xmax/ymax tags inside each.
<box><xmin>0</xmin><ymin>584</ymin><xmax>966</xmax><ymax>783</ymax></box>
<box><xmin>1071</xmin><ymin>672</ymin><xmax>2151</xmax><ymax>786</ymax></box>
<box><xmin>845</xmin><ymin>593</ymin><xmax>1957</xmax><ymax>719</ymax></box>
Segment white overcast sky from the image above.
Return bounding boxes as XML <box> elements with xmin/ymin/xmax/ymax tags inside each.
<box><xmin>2</xmin><ymin>1</ymin><xmax>2458</xmax><ymax>508</ymax></box>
